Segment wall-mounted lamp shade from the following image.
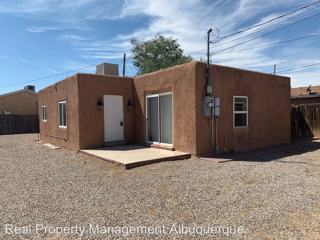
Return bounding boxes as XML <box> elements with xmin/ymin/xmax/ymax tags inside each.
<box><xmin>127</xmin><ymin>100</ymin><xmax>134</xmax><ymax>111</ymax></box>
<box><xmin>97</xmin><ymin>98</ymin><xmax>104</xmax><ymax>110</ymax></box>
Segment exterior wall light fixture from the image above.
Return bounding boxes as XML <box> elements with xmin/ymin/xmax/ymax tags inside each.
<box><xmin>127</xmin><ymin>100</ymin><xmax>134</xmax><ymax>111</ymax></box>
<box><xmin>97</xmin><ymin>98</ymin><xmax>104</xmax><ymax>110</ymax></box>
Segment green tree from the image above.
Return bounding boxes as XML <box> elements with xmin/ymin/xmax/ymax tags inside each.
<box><xmin>131</xmin><ymin>35</ymin><xmax>193</xmax><ymax>75</ymax></box>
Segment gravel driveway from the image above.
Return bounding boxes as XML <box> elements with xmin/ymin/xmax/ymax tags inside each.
<box><xmin>0</xmin><ymin>134</ymin><xmax>320</xmax><ymax>239</ymax></box>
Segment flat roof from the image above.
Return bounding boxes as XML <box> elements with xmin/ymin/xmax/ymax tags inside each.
<box><xmin>211</xmin><ymin>63</ymin><xmax>290</xmax><ymax>79</ymax></box>
<box><xmin>134</xmin><ymin>61</ymin><xmax>290</xmax><ymax>79</ymax></box>
<box><xmin>291</xmin><ymin>85</ymin><xmax>320</xmax><ymax>97</ymax></box>
<box><xmin>0</xmin><ymin>89</ymin><xmax>38</xmax><ymax>98</ymax></box>
<box><xmin>291</xmin><ymin>94</ymin><xmax>320</xmax><ymax>99</ymax></box>
<box><xmin>39</xmin><ymin>61</ymin><xmax>291</xmax><ymax>92</ymax></box>
<box><xmin>38</xmin><ymin>73</ymin><xmax>129</xmax><ymax>93</ymax></box>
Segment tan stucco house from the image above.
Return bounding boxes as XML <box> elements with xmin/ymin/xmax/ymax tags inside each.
<box><xmin>38</xmin><ymin>61</ymin><xmax>291</xmax><ymax>156</ymax></box>
<box><xmin>291</xmin><ymin>85</ymin><xmax>320</xmax><ymax>105</ymax></box>
<box><xmin>0</xmin><ymin>85</ymin><xmax>38</xmax><ymax>115</ymax></box>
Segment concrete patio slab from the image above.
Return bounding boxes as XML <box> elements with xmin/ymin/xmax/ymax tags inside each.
<box><xmin>81</xmin><ymin>145</ymin><xmax>191</xmax><ymax>169</ymax></box>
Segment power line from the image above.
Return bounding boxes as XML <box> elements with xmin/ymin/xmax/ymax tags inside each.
<box><xmin>123</xmin><ymin>57</ymin><xmax>136</xmax><ymax>76</ymax></box>
<box><xmin>189</xmin><ymin>8</ymin><xmax>320</xmax><ymax>56</ymax></box>
<box><xmin>277</xmin><ymin>62</ymin><xmax>320</xmax><ymax>73</ymax></box>
<box><xmin>0</xmin><ymin>56</ymin><xmax>126</xmax><ymax>89</ymax></box>
<box><xmin>214</xmin><ymin>6</ymin><xmax>320</xmax><ymax>48</ymax></box>
<box><xmin>0</xmin><ymin>64</ymin><xmax>96</xmax><ymax>89</ymax></box>
<box><xmin>214</xmin><ymin>11</ymin><xmax>320</xmax><ymax>54</ymax></box>
<box><xmin>274</xmin><ymin>45</ymin><xmax>320</xmax><ymax>65</ymax></box>
<box><xmin>213</xmin><ymin>32</ymin><xmax>320</xmax><ymax>55</ymax></box>
<box><xmin>217</xmin><ymin>0</ymin><xmax>320</xmax><ymax>40</ymax></box>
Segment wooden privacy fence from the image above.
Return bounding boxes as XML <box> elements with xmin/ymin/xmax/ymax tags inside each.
<box><xmin>0</xmin><ymin>115</ymin><xmax>39</xmax><ymax>135</ymax></box>
<box><xmin>291</xmin><ymin>104</ymin><xmax>320</xmax><ymax>138</ymax></box>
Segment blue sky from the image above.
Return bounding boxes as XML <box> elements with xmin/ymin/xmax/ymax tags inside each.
<box><xmin>0</xmin><ymin>0</ymin><xmax>319</xmax><ymax>94</ymax></box>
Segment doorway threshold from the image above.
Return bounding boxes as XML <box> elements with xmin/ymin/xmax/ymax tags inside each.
<box><xmin>148</xmin><ymin>143</ymin><xmax>174</xmax><ymax>151</ymax></box>
<box><xmin>104</xmin><ymin>140</ymin><xmax>126</xmax><ymax>147</ymax></box>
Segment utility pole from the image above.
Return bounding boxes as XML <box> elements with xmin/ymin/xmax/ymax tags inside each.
<box><xmin>206</xmin><ymin>28</ymin><xmax>213</xmax><ymax>96</ymax></box>
<box><xmin>123</xmin><ymin>53</ymin><xmax>126</xmax><ymax>77</ymax></box>
<box><xmin>206</xmin><ymin>28</ymin><xmax>220</xmax><ymax>153</ymax></box>
<box><xmin>274</xmin><ymin>64</ymin><xmax>277</xmax><ymax>75</ymax></box>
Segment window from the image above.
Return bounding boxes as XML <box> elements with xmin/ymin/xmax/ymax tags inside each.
<box><xmin>234</xmin><ymin>96</ymin><xmax>248</xmax><ymax>128</ymax></box>
<box><xmin>146</xmin><ymin>92</ymin><xmax>173</xmax><ymax>144</ymax></box>
<box><xmin>58</xmin><ymin>101</ymin><xmax>67</xmax><ymax>128</ymax></box>
<box><xmin>41</xmin><ymin>105</ymin><xmax>47</xmax><ymax>122</ymax></box>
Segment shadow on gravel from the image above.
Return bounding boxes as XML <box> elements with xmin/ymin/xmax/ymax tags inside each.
<box><xmin>203</xmin><ymin>138</ymin><xmax>320</xmax><ymax>164</ymax></box>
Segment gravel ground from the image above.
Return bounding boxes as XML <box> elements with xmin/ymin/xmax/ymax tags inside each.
<box><xmin>0</xmin><ymin>134</ymin><xmax>320</xmax><ymax>239</ymax></box>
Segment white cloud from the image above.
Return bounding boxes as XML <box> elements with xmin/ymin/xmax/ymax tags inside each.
<box><xmin>0</xmin><ymin>54</ymin><xmax>10</xmax><ymax>61</ymax></box>
<box><xmin>0</xmin><ymin>0</ymin><xmax>122</xmax><ymax>23</ymax></box>
<box><xmin>48</xmin><ymin>68</ymin><xmax>58</xmax><ymax>74</ymax></box>
<box><xmin>26</xmin><ymin>26</ymin><xmax>62</xmax><ymax>33</ymax></box>
<box><xmin>62</xmin><ymin>60</ymin><xmax>95</xmax><ymax>72</ymax></box>
<box><xmin>27</xmin><ymin>23</ymin><xmax>89</xmax><ymax>33</ymax></box>
<box><xmin>58</xmin><ymin>34</ymin><xmax>91</xmax><ymax>41</ymax></box>
<box><xmin>107</xmin><ymin>0</ymin><xmax>317</xmax><ymax>86</ymax></box>
<box><xmin>0</xmin><ymin>54</ymin><xmax>33</xmax><ymax>63</ymax></box>
<box><xmin>17</xmin><ymin>57</ymin><xmax>31</xmax><ymax>63</ymax></box>
<box><xmin>289</xmin><ymin>70</ymin><xmax>320</xmax><ymax>87</ymax></box>
<box><xmin>57</xmin><ymin>34</ymin><xmax>131</xmax><ymax>60</ymax></box>
<box><xmin>0</xmin><ymin>0</ymin><xmax>98</xmax><ymax>14</ymax></box>
<box><xmin>111</xmin><ymin>0</ymin><xmax>304</xmax><ymax>55</ymax></box>
<box><xmin>0</xmin><ymin>0</ymin><xmax>318</xmax><ymax>86</ymax></box>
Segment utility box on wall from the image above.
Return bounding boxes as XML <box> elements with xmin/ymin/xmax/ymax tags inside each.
<box><xmin>203</xmin><ymin>96</ymin><xmax>220</xmax><ymax>117</ymax></box>
<box><xmin>203</xmin><ymin>96</ymin><xmax>213</xmax><ymax>117</ymax></box>
<box><xmin>214</xmin><ymin>97</ymin><xmax>220</xmax><ymax>117</ymax></box>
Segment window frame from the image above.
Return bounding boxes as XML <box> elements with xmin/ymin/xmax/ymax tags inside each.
<box><xmin>145</xmin><ymin>92</ymin><xmax>173</xmax><ymax>146</ymax></box>
<box><xmin>58</xmin><ymin>100</ymin><xmax>67</xmax><ymax>128</ymax></box>
<box><xmin>41</xmin><ymin>105</ymin><xmax>48</xmax><ymax>122</ymax></box>
<box><xmin>233</xmin><ymin>96</ymin><xmax>248</xmax><ymax>128</ymax></box>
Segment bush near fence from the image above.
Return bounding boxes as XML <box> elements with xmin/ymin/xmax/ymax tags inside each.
<box><xmin>0</xmin><ymin>115</ymin><xmax>39</xmax><ymax>135</ymax></box>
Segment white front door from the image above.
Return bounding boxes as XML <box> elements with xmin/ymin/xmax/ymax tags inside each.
<box><xmin>104</xmin><ymin>95</ymin><xmax>124</xmax><ymax>142</ymax></box>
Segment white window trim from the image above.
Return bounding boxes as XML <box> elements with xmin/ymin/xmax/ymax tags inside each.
<box><xmin>233</xmin><ymin>96</ymin><xmax>248</xmax><ymax>128</ymax></box>
<box><xmin>41</xmin><ymin>105</ymin><xmax>47</xmax><ymax>122</ymax></box>
<box><xmin>58</xmin><ymin>101</ymin><xmax>67</xmax><ymax>128</ymax></box>
<box><xmin>145</xmin><ymin>92</ymin><xmax>173</xmax><ymax>146</ymax></box>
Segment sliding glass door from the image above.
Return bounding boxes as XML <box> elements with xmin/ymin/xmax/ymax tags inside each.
<box><xmin>146</xmin><ymin>93</ymin><xmax>173</xmax><ymax>144</ymax></box>
<box><xmin>160</xmin><ymin>94</ymin><xmax>172</xmax><ymax>144</ymax></box>
<box><xmin>147</xmin><ymin>96</ymin><xmax>159</xmax><ymax>142</ymax></box>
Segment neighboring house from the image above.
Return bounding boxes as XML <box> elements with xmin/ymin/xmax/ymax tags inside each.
<box><xmin>0</xmin><ymin>85</ymin><xmax>38</xmax><ymax>115</ymax></box>
<box><xmin>0</xmin><ymin>85</ymin><xmax>39</xmax><ymax>135</ymax></box>
<box><xmin>38</xmin><ymin>61</ymin><xmax>291</xmax><ymax>156</ymax></box>
<box><xmin>291</xmin><ymin>85</ymin><xmax>320</xmax><ymax>105</ymax></box>
<box><xmin>291</xmin><ymin>85</ymin><xmax>320</xmax><ymax>138</ymax></box>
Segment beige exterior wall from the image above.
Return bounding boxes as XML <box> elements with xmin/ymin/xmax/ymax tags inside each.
<box><xmin>0</xmin><ymin>90</ymin><xmax>38</xmax><ymax>115</ymax></box>
<box><xmin>196</xmin><ymin>63</ymin><xmax>291</xmax><ymax>155</ymax></box>
<box><xmin>38</xmin><ymin>76</ymin><xmax>80</xmax><ymax>150</ymax></box>
<box><xmin>77</xmin><ymin>74</ymin><xmax>134</xmax><ymax>149</ymax></box>
<box><xmin>39</xmin><ymin>74</ymin><xmax>135</xmax><ymax>151</ymax></box>
<box><xmin>133</xmin><ymin>62</ymin><xmax>198</xmax><ymax>154</ymax></box>
<box><xmin>38</xmin><ymin>61</ymin><xmax>291</xmax><ymax>155</ymax></box>
<box><xmin>134</xmin><ymin>62</ymin><xmax>291</xmax><ymax>155</ymax></box>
